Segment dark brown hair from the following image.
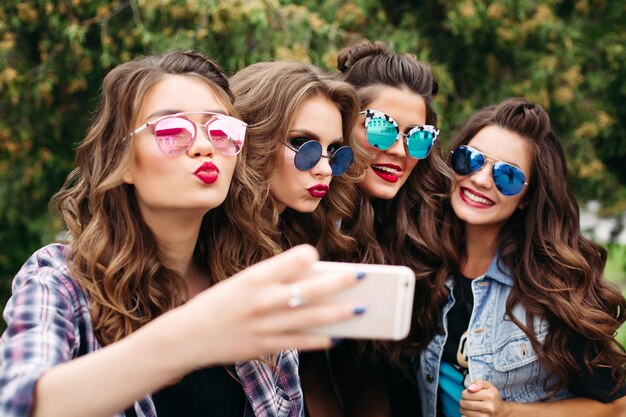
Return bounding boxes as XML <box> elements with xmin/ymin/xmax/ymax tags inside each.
<box><xmin>337</xmin><ymin>41</ymin><xmax>453</xmax><ymax>364</ymax></box>
<box><xmin>443</xmin><ymin>97</ymin><xmax>626</xmax><ymax>392</ymax></box>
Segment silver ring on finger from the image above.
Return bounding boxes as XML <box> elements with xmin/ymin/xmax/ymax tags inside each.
<box><xmin>287</xmin><ymin>283</ymin><xmax>304</xmax><ymax>308</ymax></box>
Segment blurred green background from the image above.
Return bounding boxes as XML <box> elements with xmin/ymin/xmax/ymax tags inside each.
<box><xmin>1</xmin><ymin>0</ymin><xmax>625</xmax><ymax>343</ymax></box>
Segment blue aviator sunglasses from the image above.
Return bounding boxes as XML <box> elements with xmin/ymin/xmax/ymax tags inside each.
<box><xmin>284</xmin><ymin>140</ymin><xmax>354</xmax><ymax>176</ymax></box>
<box><xmin>362</xmin><ymin>109</ymin><xmax>439</xmax><ymax>159</ymax></box>
<box><xmin>451</xmin><ymin>145</ymin><xmax>528</xmax><ymax>196</ymax></box>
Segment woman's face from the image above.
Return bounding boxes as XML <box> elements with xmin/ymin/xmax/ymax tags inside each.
<box><xmin>450</xmin><ymin>125</ymin><xmax>533</xmax><ymax>231</ymax></box>
<box><xmin>355</xmin><ymin>87</ymin><xmax>426</xmax><ymax>200</ymax></box>
<box><xmin>270</xmin><ymin>95</ymin><xmax>344</xmax><ymax>213</ymax></box>
<box><xmin>123</xmin><ymin>75</ymin><xmax>238</xmax><ymax>222</ymax></box>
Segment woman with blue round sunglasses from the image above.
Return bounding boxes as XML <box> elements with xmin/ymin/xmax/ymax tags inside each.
<box><xmin>419</xmin><ymin>98</ymin><xmax>626</xmax><ymax>417</ymax></box>
<box><xmin>209</xmin><ymin>60</ymin><xmax>369</xmax><ymax>282</ymax></box>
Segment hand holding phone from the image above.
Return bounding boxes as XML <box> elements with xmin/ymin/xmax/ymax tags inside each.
<box><xmin>305</xmin><ymin>261</ymin><xmax>415</xmax><ymax>340</ymax></box>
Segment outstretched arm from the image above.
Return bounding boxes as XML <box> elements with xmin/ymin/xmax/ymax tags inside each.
<box><xmin>3</xmin><ymin>245</ymin><xmax>362</xmax><ymax>417</ymax></box>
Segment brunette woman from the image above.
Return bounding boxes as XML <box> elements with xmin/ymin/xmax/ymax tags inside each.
<box><xmin>420</xmin><ymin>98</ymin><xmax>626</xmax><ymax>417</ymax></box>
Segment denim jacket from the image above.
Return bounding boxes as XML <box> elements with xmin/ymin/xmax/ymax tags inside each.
<box><xmin>417</xmin><ymin>255</ymin><xmax>573</xmax><ymax>417</ymax></box>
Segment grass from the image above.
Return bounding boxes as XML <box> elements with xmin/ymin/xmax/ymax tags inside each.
<box><xmin>605</xmin><ymin>244</ymin><xmax>626</xmax><ymax>346</ymax></box>
<box><xmin>606</xmin><ymin>244</ymin><xmax>626</xmax><ymax>282</ymax></box>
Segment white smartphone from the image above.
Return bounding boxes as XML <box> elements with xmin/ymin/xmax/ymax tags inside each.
<box><xmin>306</xmin><ymin>261</ymin><xmax>415</xmax><ymax>340</ymax></box>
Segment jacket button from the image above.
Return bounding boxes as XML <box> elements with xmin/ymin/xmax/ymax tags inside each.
<box><xmin>426</xmin><ymin>374</ymin><xmax>434</xmax><ymax>383</ymax></box>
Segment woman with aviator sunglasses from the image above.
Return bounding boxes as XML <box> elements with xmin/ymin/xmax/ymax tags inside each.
<box><xmin>419</xmin><ymin>98</ymin><xmax>626</xmax><ymax>417</ymax></box>
<box><xmin>0</xmin><ymin>50</ymin><xmax>366</xmax><ymax>417</ymax></box>
<box><xmin>296</xmin><ymin>41</ymin><xmax>451</xmax><ymax>417</ymax></box>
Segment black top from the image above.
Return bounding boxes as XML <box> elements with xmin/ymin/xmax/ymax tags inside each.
<box><xmin>124</xmin><ymin>365</ymin><xmax>245</xmax><ymax>417</ymax></box>
<box><xmin>301</xmin><ymin>342</ymin><xmax>422</xmax><ymax>417</ymax></box>
<box><xmin>442</xmin><ymin>273</ymin><xmax>626</xmax><ymax>403</ymax></box>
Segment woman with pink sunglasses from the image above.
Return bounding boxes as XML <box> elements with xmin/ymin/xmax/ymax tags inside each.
<box><xmin>0</xmin><ymin>50</ymin><xmax>366</xmax><ymax>417</ymax></box>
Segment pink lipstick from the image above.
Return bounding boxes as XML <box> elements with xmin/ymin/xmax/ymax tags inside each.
<box><xmin>307</xmin><ymin>184</ymin><xmax>329</xmax><ymax>198</ymax></box>
<box><xmin>194</xmin><ymin>162</ymin><xmax>219</xmax><ymax>184</ymax></box>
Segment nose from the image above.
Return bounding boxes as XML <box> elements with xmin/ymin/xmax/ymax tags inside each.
<box><xmin>187</xmin><ymin>125</ymin><xmax>215</xmax><ymax>157</ymax></box>
<box><xmin>386</xmin><ymin>134</ymin><xmax>406</xmax><ymax>158</ymax></box>
<box><xmin>470</xmin><ymin>161</ymin><xmax>494</xmax><ymax>189</ymax></box>
<box><xmin>312</xmin><ymin>154</ymin><xmax>333</xmax><ymax>178</ymax></box>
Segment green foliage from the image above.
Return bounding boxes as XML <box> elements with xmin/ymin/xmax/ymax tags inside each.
<box><xmin>1</xmin><ymin>0</ymin><xmax>625</xmax><ymax>338</ymax></box>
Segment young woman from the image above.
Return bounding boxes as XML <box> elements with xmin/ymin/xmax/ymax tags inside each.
<box><xmin>0</xmin><ymin>50</ymin><xmax>366</xmax><ymax>417</ymax></box>
<box><xmin>419</xmin><ymin>98</ymin><xmax>626</xmax><ymax>417</ymax></box>
<box><xmin>298</xmin><ymin>41</ymin><xmax>451</xmax><ymax>417</ymax></box>
<box><xmin>208</xmin><ymin>60</ymin><xmax>367</xmax><ymax>284</ymax></box>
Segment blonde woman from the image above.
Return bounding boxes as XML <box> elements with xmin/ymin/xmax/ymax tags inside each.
<box><xmin>0</xmin><ymin>50</ymin><xmax>365</xmax><ymax>417</ymax></box>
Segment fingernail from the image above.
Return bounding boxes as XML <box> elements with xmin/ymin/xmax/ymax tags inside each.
<box><xmin>331</xmin><ymin>337</ymin><xmax>343</xmax><ymax>346</ymax></box>
<box><xmin>356</xmin><ymin>271</ymin><xmax>366</xmax><ymax>280</ymax></box>
<box><xmin>468</xmin><ymin>383</ymin><xmax>479</xmax><ymax>391</ymax></box>
<box><xmin>353</xmin><ymin>306</ymin><xmax>367</xmax><ymax>315</ymax></box>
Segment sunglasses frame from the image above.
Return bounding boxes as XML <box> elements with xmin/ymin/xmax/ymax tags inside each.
<box><xmin>284</xmin><ymin>140</ymin><xmax>354</xmax><ymax>176</ymax></box>
<box><xmin>129</xmin><ymin>111</ymin><xmax>247</xmax><ymax>156</ymax></box>
<box><xmin>450</xmin><ymin>145</ymin><xmax>529</xmax><ymax>196</ymax></box>
<box><xmin>361</xmin><ymin>109</ymin><xmax>440</xmax><ymax>159</ymax></box>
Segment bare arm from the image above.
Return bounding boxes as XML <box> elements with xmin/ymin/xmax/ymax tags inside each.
<box><xmin>6</xmin><ymin>245</ymin><xmax>361</xmax><ymax>417</ymax></box>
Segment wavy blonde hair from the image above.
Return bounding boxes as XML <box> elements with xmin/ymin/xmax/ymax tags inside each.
<box><xmin>51</xmin><ymin>50</ymin><xmax>239</xmax><ymax>346</ymax></box>
<box><xmin>205</xmin><ymin>61</ymin><xmax>366</xmax><ymax>282</ymax></box>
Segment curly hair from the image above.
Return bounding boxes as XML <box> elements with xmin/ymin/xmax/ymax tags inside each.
<box><xmin>337</xmin><ymin>41</ymin><xmax>454</xmax><ymax>364</ymax></box>
<box><xmin>51</xmin><ymin>50</ymin><xmax>238</xmax><ymax>346</ymax></box>
<box><xmin>205</xmin><ymin>61</ymin><xmax>366</xmax><ymax>282</ymax></box>
<box><xmin>442</xmin><ymin>97</ymin><xmax>626</xmax><ymax>393</ymax></box>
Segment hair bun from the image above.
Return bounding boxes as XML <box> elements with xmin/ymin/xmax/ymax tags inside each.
<box><xmin>337</xmin><ymin>41</ymin><xmax>390</xmax><ymax>73</ymax></box>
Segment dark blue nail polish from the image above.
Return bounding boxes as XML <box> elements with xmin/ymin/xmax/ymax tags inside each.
<box><xmin>353</xmin><ymin>306</ymin><xmax>367</xmax><ymax>315</ymax></box>
<box><xmin>356</xmin><ymin>271</ymin><xmax>366</xmax><ymax>280</ymax></box>
<box><xmin>331</xmin><ymin>337</ymin><xmax>343</xmax><ymax>346</ymax></box>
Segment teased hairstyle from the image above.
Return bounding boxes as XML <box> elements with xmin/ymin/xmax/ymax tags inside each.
<box><xmin>51</xmin><ymin>50</ymin><xmax>237</xmax><ymax>346</ymax></box>
<box><xmin>205</xmin><ymin>61</ymin><xmax>366</xmax><ymax>281</ymax></box>
<box><xmin>443</xmin><ymin>97</ymin><xmax>626</xmax><ymax>392</ymax></box>
<box><xmin>337</xmin><ymin>41</ymin><xmax>453</xmax><ymax>363</ymax></box>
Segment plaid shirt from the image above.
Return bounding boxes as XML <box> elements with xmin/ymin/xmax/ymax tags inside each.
<box><xmin>0</xmin><ymin>244</ymin><xmax>304</xmax><ymax>417</ymax></box>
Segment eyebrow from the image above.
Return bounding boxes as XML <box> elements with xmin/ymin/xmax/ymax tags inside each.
<box><xmin>146</xmin><ymin>109</ymin><xmax>227</xmax><ymax>119</ymax></box>
<box><xmin>288</xmin><ymin>129</ymin><xmax>343</xmax><ymax>143</ymax></box>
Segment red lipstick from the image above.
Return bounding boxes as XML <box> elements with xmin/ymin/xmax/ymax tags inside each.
<box><xmin>194</xmin><ymin>162</ymin><xmax>219</xmax><ymax>184</ymax></box>
<box><xmin>371</xmin><ymin>163</ymin><xmax>403</xmax><ymax>183</ymax></box>
<box><xmin>307</xmin><ymin>184</ymin><xmax>329</xmax><ymax>198</ymax></box>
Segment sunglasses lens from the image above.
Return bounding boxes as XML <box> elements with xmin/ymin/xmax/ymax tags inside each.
<box><xmin>208</xmin><ymin>118</ymin><xmax>246</xmax><ymax>156</ymax></box>
<box><xmin>366</xmin><ymin>118</ymin><xmax>397</xmax><ymax>150</ymax></box>
<box><xmin>407</xmin><ymin>129</ymin><xmax>435</xmax><ymax>159</ymax></box>
<box><xmin>330</xmin><ymin>147</ymin><xmax>354</xmax><ymax>176</ymax></box>
<box><xmin>154</xmin><ymin>117</ymin><xmax>195</xmax><ymax>156</ymax></box>
<box><xmin>451</xmin><ymin>146</ymin><xmax>485</xmax><ymax>176</ymax></box>
<box><xmin>294</xmin><ymin>141</ymin><xmax>322</xmax><ymax>171</ymax></box>
<box><xmin>493</xmin><ymin>162</ymin><xmax>526</xmax><ymax>196</ymax></box>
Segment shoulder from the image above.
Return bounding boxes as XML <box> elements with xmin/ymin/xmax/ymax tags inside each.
<box><xmin>11</xmin><ymin>243</ymin><xmax>85</xmax><ymax>309</ymax></box>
